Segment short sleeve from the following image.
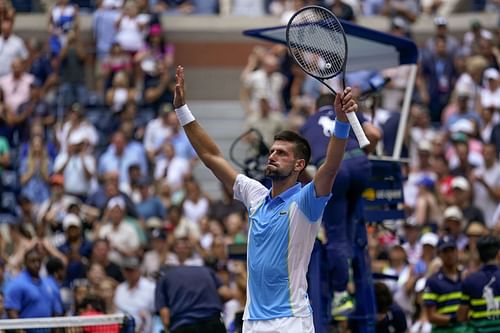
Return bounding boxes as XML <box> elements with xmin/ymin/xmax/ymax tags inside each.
<box><xmin>4</xmin><ymin>282</ymin><xmax>22</xmax><ymax>311</ymax></box>
<box><xmin>461</xmin><ymin>277</ymin><xmax>473</xmax><ymax>305</ymax></box>
<box><xmin>155</xmin><ymin>275</ymin><xmax>169</xmax><ymax>311</ymax></box>
<box><xmin>422</xmin><ymin>279</ymin><xmax>438</xmax><ymax>307</ymax></box>
<box><xmin>297</xmin><ymin>182</ymin><xmax>331</xmax><ymax>222</ymax></box>
<box><xmin>233</xmin><ymin>174</ymin><xmax>268</xmax><ymax>209</ymax></box>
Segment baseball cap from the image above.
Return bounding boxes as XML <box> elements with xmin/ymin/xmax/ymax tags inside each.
<box><xmin>151</xmin><ymin>228</ymin><xmax>167</xmax><ymax>240</ymax></box>
<box><xmin>391</xmin><ymin>17</ymin><xmax>409</xmax><ymax>32</ymax></box>
<box><xmin>421</xmin><ymin>233</ymin><xmax>439</xmax><ymax>247</ymax></box>
<box><xmin>443</xmin><ymin>206</ymin><xmax>463</xmax><ymax>221</ymax></box>
<box><xmin>434</xmin><ymin>16</ymin><xmax>448</xmax><ymax>26</ymax></box>
<box><xmin>146</xmin><ymin>217</ymin><xmax>162</xmax><ymax>229</ymax></box>
<box><xmin>107</xmin><ymin>196</ymin><xmax>126</xmax><ymax>210</ymax></box>
<box><xmin>451</xmin><ymin>176</ymin><xmax>470</xmax><ymax>191</ymax></box>
<box><xmin>404</xmin><ymin>217</ymin><xmax>420</xmax><ymax>228</ymax></box>
<box><xmin>50</xmin><ymin>174</ymin><xmax>64</xmax><ymax>186</ymax></box>
<box><xmin>121</xmin><ymin>256</ymin><xmax>140</xmax><ymax>269</ymax></box>
<box><xmin>417</xmin><ymin>176</ymin><xmax>435</xmax><ymax>189</ymax></box>
<box><xmin>149</xmin><ymin>24</ymin><xmax>162</xmax><ymax>36</ymax></box>
<box><xmin>63</xmin><ymin>213</ymin><xmax>81</xmax><ymax>231</ymax></box>
<box><xmin>484</xmin><ymin>68</ymin><xmax>500</xmax><ymax>81</ymax></box>
<box><xmin>437</xmin><ymin>236</ymin><xmax>457</xmax><ymax>251</ymax></box>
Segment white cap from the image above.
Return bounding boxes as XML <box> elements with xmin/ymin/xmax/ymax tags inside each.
<box><xmin>451</xmin><ymin>176</ymin><xmax>470</xmax><ymax>191</ymax></box>
<box><xmin>421</xmin><ymin>233</ymin><xmax>438</xmax><ymax>247</ymax></box>
<box><xmin>450</xmin><ymin>119</ymin><xmax>474</xmax><ymax>134</ymax></box>
<box><xmin>444</xmin><ymin>206</ymin><xmax>463</xmax><ymax>221</ymax></box>
<box><xmin>107</xmin><ymin>196</ymin><xmax>126</xmax><ymax>210</ymax></box>
<box><xmin>417</xmin><ymin>140</ymin><xmax>432</xmax><ymax>152</ymax></box>
<box><xmin>484</xmin><ymin>68</ymin><xmax>500</xmax><ymax>80</ymax></box>
<box><xmin>63</xmin><ymin>213</ymin><xmax>81</xmax><ymax>230</ymax></box>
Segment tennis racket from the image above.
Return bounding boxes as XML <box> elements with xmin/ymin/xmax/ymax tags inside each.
<box><xmin>286</xmin><ymin>5</ymin><xmax>370</xmax><ymax>148</ymax></box>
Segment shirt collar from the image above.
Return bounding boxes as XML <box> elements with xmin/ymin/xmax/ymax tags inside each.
<box><xmin>482</xmin><ymin>264</ymin><xmax>498</xmax><ymax>272</ymax></box>
<box><xmin>267</xmin><ymin>183</ymin><xmax>302</xmax><ymax>203</ymax></box>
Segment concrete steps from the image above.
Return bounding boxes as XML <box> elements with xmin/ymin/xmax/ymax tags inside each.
<box><xmin>187</xmin><ymin>100</ymin><xmax>247</xmax><ymax>199</ymax></box>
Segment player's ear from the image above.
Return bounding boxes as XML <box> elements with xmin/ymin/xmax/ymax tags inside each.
<box><xmin>295</xmin><ymin>159</ymin><xmax>306</xmax><ymax>172</ymax></box>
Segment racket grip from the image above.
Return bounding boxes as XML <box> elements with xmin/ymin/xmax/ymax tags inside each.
<box><xmin>346</xmin><ymin>112</ymin><xmax>370</xmax><ymax>148</ymax></box>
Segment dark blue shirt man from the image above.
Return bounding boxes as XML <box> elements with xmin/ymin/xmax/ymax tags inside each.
<box><xmin>5</xmin><ymin>248</ymin><xmax>57</xmax><ymax>318</ymax></box>
<box><xmin>423</xmin><ymin>236</ymin><xmax>462</xmax><ymax>330</ymax></box>
<box><xmin>300</xmin><ymin>94</ymin><xmax>379</xmax><ymax>318</ymax></box>
<box><xmin>155</xmin><ymin>265</ymin><xmax>231</xmax><ymax>333</ymax></box>
<box><xmin>459</xmin><ymin>236</ymin><xmax>500</xmax><ymax>331</ymax></box>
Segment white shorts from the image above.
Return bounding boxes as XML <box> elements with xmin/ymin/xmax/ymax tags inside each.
<box><xmin>243</xmin><ymin>316</ymin><xmax>315</xmax><ymax>333</ymax></box>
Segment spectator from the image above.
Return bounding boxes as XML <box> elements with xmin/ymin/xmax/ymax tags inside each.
<box><xmin>19</xmin><ymin>135</ymin><xmax>52</xmax><ymax>205</ymax></box>
<box><xmin>57</xmin><ymin>213</ymin><xmax>93</xmax><ymax>287</ymax></box>
<box><xmin>0</xmin><ymin>57</ymin><xmax>34</xmax><ymax>113</ymax></box>
<box><xmin>182</xmin><ymin>178</ymin><xmax>209</xmax><ymax>225</ymax></box>
<box><xmin>144</xmin><ymin>103</ymin><xmax>173</xmax><ymax>164</ymax></box>
<box><xmin>115</xmin><ymin>1</ymin><xmax>145</xmax><ymax>54</ymax></box>
<box><xmin>142</xmin><ymin>228</ymin><xmax>168</xmax><ymax>278</ymax></box>
<box><xmin>223</xmin><ymin>212</ymin><xmax>246</xmax><ymax>245</ymax></box>
<box><xmin>48</xmin><ymin>0</ymin><xmax>79</xmax><ymax>56</ymax></box>
<box><xmin>54</xmin><ymin>131</ymin><xmax>96</xmax><ymax>201</ymax></box>
<box><xmin>0</xmin><ymin>0</ymin><xmax>15</xmax><ymax>29</ymax></box>
<box><xmin>420</xmin><ymin>35</ymin><xmax>457</xmax><ymax>123</ymax></box>
<box><xmin>413</xmin><ymin>176</ymin><xmax>441</xmax><ymax>229</ymax></box>
<box><xmin>241</xmin><ymin>52</ymin><xmax>286</xmax><ymax>115</ymax></box>
<box><xmin>45</xmin><ymin>256</ymin><xmax>66</xmax><ymax>316</ymax></box>
<box><xmin>165</xmin><ymin>236</ymin><xmax>203</xmax><ymax>267</ymax></box>
<box><xmin>165</xmin><ymin>205</ymin><xmax>199</xmax><ymax>241</ymax></box>
<box><xmin>36</xmin><ymin>174</ymin><xmax>80</xmax><ymax>234</ymax></box>
<box><xmin>154</xmin><ymin>140</ymin><xmax>191</xmax><ymax>192</ymax></box>
<box><xmin>92</xmin><ymin>0</ymin><xmax>124</xmax><ymax>93</ymax></box>
<box><xmin>58</xmin><ymin>29</ymin><xmax>87</xmax><ymax>110</ymax></box>
<box><xmin>402</xmin><ymin>219</ymin><xmax>422</xmax><ymax>265</ymax></box>
<box><xmin>155</xmin><ymin>263</ymin><xmax>231</xmax><ymax>333</ymax></box>
<box><xmin>0</xmin><ymin>18</ymin><xmax>28</xmax><ymax>77</ymax></box>
<box><xmin>135</xmin><ymin>24</ymin><xmax>175</xmax><ymax>76</ymax></box>
<box><xmin>414</xmin><ymin>232</ymin><xmax>438</xmax><ymax>277</ymax></box>
<box><xmin>114</xmin><ymin>256</ymin><xmax>156</xmax><ymax>333</ymax></box>
<box><xmin>142</xmin><ymin>60</ymin><xmax>175</xmax><ymax>111</ymax></box>
<box><xmin>423</xmin><ymin>236</ymin><xmax>462</xmax><ymax>330</ymax></box>
<box><xmin>27</xmin><ymin>38</ymin><xmax>58</xmax><ymax>99</ymax></box>
<box><xmin>105</xmin><ymin>70</ymin><xmax>138</xmax><ymax>113</ymax></box>
<box><xmin>463</xmin><ymin>20</ymin><xmax>493</xmax><ymax>56</ymax></box>
<box><xmin>98</xmin><ymin>130</ymin><xmax>147</xmax><ymax>189</ymax></box>
<box><xmin>374</xmin><ymin>281</ymin><xmax>407</xmax><ymax>333</ymax></box>
<box><xmin>450</xmin><ymin>176</ymin><xmax>485</xmax><ymax>225</ymax></box>
<box><xmin>442</xmin><ymin>206</ymin><xmax>468</xmax><ymax>251</ymax></box>
<box><xmin>424</xmin><ymin>17</ymin><xmax>460</xmax><ymax>58</ymax></box>
<box><xmin>458</xmin><ymin>236</ymin><xmax>500</xmax><ymax>328</ymax></box>
<box><xmin>243</xmin><ymin>96</ymin><xmax>285</xmax><ymax>148</ymax></box>
<box><xmin>330</xmin><ymin>0</ymin><xmax>356</xmax><ymax>21</ymax></box>
<box><xmin>90</xmin><ymin>239</ymin><xmax>124</xmax><ymax>283</ymax></box>
<box><xmin>136</xmin><ymin>176</ymin><xmax>166</xmax><ymax>220</ymax></box>
<box><xmin>208</xmin><ymin>184</ymin><xmax>246</xmax><ymax>224</ymax></box>
<box><xmin>55</xmin><ymin>103</ymin><xmax>98</xmax><ymax>155</ymax></box>
<box><xmin>4</xmin><ymin>249</ymin><xmax>58</xmax><ymax>318</ymax></box>
<box><xmin>79</xmin><ymin>294</ymin><xmax>120</xmax><ymax>332</ymax></box>
<box><xmin>471</xmin><ymin>143</ymin><xmax>500</xmax><ymax>228</ymax></box>
<box><xmin>97</xmin><ymin>278</ymin><xmax>118</xmax><ymax>314</ymax></box>
<box><xmin>15</xmin><ymin>79</ymin><xmax>54</xmax><ymax>143</ymax></box>
<box><xmin>165</xmin><ymin>111</ymin><xmax>197</xmax><ymax>162</ymax></box>
<box><xmin>98</xmin><ymin>196</ymin><xmax>140</xmax><ymax>265</ymax></box>
<box><xmin>99</xmin><ymin>42</ymin><xmax>132</xmax><ymax>92</ymax></box>
<box><xmin>153</xmin><ymin>0</ymin><xmax>196</xmax><ymax>15</ymax></box>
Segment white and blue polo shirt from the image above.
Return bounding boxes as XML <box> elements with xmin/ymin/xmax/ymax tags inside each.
<box><xmin>233</xmin><ymin>174</ymin><xmax>331</xmax><ymax>321</ymax></box>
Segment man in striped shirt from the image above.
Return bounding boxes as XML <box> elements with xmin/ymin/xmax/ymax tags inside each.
<box><xmin>423</xmin><ymin>236</ymin><xmax>463</xmax><ymax>332</ymax></box>
<box><xmin>458</xmin><ymin>236</ymin><xmax>500</xmax><ymax>332</ymax></box>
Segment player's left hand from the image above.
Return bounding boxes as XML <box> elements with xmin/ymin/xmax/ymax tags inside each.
<box><xmin>334</xmin><ymin>87</ymin><xmax>358</xmax><ymax>123</ymax></box>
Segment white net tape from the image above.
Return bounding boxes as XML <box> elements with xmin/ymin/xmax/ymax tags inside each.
<box><xmin>0</xmin><ymin>314</ymin><xmax>127</xmax><ymax>330</ymax></box>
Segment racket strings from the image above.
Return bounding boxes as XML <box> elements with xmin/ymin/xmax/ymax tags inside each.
<box><xmin>287</xmin><ymin>7</ymin><xmax>346</xmax><ymax>79</ymax></box>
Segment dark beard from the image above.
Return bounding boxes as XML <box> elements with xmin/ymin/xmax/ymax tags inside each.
<box><xmin>265</xmin><ymin>167</ymin><xmax>293</xmax><ymax>181</ymax></box>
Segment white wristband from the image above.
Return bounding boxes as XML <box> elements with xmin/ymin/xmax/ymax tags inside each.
<box><xmin>175</xmin><ymin>104</ymin><xmax>195</xmax><ymax>127</ymax></box>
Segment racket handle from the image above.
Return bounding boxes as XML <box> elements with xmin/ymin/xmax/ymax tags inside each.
<box><xmin>346</xmin><ymin>112</ymin><xmax>370</xmax><ymax>148</ymax></box>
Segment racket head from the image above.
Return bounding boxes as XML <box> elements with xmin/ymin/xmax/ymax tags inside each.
<box><xmin>286</xmin><ymin>5</ymin><xmax>348</xmax><ymax>80</ymax></box>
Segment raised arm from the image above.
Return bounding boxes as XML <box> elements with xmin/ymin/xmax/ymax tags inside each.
<box><xmin>173</xmin><ymin>66</ymin><xmax>238</xmax><ymax>191</ymax></box>
<box><xmin>313</xmin><ymin>88</ymin><xmax>357</xmax><ymax>197</ymax></box>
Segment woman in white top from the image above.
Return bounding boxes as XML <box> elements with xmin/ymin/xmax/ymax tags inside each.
<box><xmin>105</xmin><ymin>71</ymin><xmax>139</xmax><ymax>113</ymax></box>
<box><xmin>115</xmin><ymin>1</ymin><xmax>145</xmax><ymax>54</ymax></box>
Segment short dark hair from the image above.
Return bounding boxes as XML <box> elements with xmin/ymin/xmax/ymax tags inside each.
<box><xmin>273</xmin><ymin>130</ymin><xmax>311</xmax><ymax>167</ymax></box>
<box><xmin>477</xmin><ymin>235</ymin><xmax>500</xmax><ymax>263</ymax></box>
<box><xmin>374</xmin><ymin>282</ymin><xmax>393</xmax><ymax>314</ymax></box>
<box><xmin>46</xmin><ymin>257</ymin><xmax>65</xmax><ymax>275</ymax></box>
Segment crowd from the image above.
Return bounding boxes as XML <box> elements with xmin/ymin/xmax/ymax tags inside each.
<box><xmin>0</xmin><ymin>0</ymin><xmax>499</xmax><ymax>333</ymax></box>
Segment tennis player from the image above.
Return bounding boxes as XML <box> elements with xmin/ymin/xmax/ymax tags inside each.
<box><xmin>172</xmin><ymin>65</ymin><xmax>358</xmax><ymax>333</ymax></box>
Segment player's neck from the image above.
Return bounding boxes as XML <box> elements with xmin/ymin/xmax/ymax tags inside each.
<box><xmin>271</xmin><ymin>177</ymin><xmax>298</xmax><ymax>198</ymax></box>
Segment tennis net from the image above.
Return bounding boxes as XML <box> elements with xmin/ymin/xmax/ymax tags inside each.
<box><xmin>0</xmin><ymin>313</ymin><xmax>135</xmax><ymax>333</ymax></box>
